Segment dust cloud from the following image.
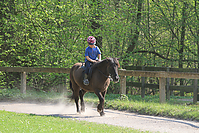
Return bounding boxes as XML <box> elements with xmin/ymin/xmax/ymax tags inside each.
<box><xmin>0</xmin><ymin>94</ymin><xmax>99</xmax><ymax>117</ymax></box>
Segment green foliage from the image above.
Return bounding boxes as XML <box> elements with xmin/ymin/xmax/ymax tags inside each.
<box><xmin>1</xmin><ymin>0</ymin><xmax>199</xmax><ymax>67</ymax></box>
<box><xmin>0</xmin><ymin>89</ymin><xmax>15</xmax><ymax>98</ymax></box>
<box><xmin>0</xmin><ymin>88</ymin><xmax>67</xmax><ymax>102</ymax></box>
<box><xmin>1</xmin><ymin>0</ymin><xmax>199</xmax><ymax>90</ymax></box>
<box><xmin>119</xmin><ymin>94</ymin><xmax>129</xmax><ymax>101</ymax></box>
<box><xmin>27</xmin><ymin>73</ymin><xmax>69</xmax><ymax>91</ymax></box>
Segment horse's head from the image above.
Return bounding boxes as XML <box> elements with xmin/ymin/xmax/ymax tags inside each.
<box><xmin>107</xmin><ymin>58</ymin><xmax>120</xmax><ymax>83</ymax></box>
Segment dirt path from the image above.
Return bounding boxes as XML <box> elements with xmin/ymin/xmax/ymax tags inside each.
<box><xmin>0</xmin><ymin>102</ymin><xmax>199</xmax><ymax>133</ymax></box>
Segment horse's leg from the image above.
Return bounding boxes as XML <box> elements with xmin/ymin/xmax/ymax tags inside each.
<box><xmin>94</xmin><ymin>91</ymin><xmax>105</xmax><ymax>116</ymax></box>
<box><xmin>79</xmin><ymin>89</ymin><xmax>87</xmax><ymax>112</ymax></box>
<box><xmin>72</xmin><ymin>84</ymin><xmax>81</xmax><ymax>113</ymax></box>
<box><xmin>99</xmin><ymin>90</ymin><xmax>107</xmax><ymax>116</ymax></box>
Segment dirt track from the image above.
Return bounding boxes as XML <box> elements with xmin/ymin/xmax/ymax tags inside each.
<box><xmin>0</xmin><ymin>102</ymin><xmax>199</xmax><ymax>133</ymax></box>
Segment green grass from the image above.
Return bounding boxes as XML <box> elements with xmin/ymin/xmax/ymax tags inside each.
<box><xmin>0</xmin><ymin>110</ymin><xmax>146</xmax><ymax>133</ymax></box>
<box><xmin>0</xmin><ymin>88</ymin><xmax>199</xmax><ymax>122</ymax></box>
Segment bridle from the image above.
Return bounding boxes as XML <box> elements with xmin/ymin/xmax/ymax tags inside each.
<box><xmin>97</xmin><ymin>68</ymin><xmax>109</xmax><ymax>78</ymax></box>
<box><xmin>97</xmin><ymin>62</ymin><xmax>118</xmax><ymax>79</ymax></box>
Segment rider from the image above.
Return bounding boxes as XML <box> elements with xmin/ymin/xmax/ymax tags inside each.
<box><xmin>83</xmin><ymin>36</ymin><xmax>101</xmax><ymax>85</ymax></box>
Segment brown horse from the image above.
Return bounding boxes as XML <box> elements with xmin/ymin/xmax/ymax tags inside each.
<box><xmin>70</xmin><ymin>58</ymin><xmax>120</xmax><ymax>116</ymax></box>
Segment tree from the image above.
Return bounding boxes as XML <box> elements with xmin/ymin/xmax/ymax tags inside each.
<box><xmin>2</xmin><ymin>0</ymin><xmax>199</xmax><ymax>92</ymax></box>
<box><xmin>123</xmin><ymin>0</ymin><xmax>143</xmax><ymax>67</ymax></box>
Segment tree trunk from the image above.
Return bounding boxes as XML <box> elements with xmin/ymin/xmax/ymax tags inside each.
<box><xmin>179</xmin><ymin>2</ymin><xmax>187</xmax><ymax>96</ymax></box>
<box><xmin>123</xmin><ymin>0</ymin><xmax>143</xmax><ymax>67</ymax></box>
<box><xmin>195</xmin><ymin>1</ymin><xmax>199</xmax><ymax>68</ymax></box>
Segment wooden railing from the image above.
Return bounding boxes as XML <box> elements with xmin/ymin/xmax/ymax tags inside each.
<box><xmin>0</xmin><ymin>67</ymin><xmax>70</xmax><ymax>94</ymax></box>
<box><xmin>122</xmin><ymin>66</ymin><xmax>199</xmax><ymax>104</ymax></box>
<box><xmin>119</xmin><ymin>69</ymin><xmax>199</xmax><ymax>104</ymax></box>
<box><xmin>0</xmin><ymin>66</ymin><xmax>198</xmax><ymax>104</ymax></box>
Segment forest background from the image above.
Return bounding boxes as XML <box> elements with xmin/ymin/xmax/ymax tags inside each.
<box><xmin>1</xmin><ymin>0</ymin><xmax>199</xmax><ymax>93</ymax></box>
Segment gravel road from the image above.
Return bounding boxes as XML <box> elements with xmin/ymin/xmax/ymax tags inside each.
<box><xmin>0</xmin><ymin>102</ymin><xmax>199</xmax><ymax>133</ymax></box>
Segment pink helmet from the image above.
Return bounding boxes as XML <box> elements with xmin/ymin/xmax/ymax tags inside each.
<box><xmin>87</xmin><ymin>36</ymin><xmax>96</xmax><ymax>45</ymax></box>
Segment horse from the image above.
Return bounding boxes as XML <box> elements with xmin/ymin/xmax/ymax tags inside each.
<box><xmin>69</xmin><ymin>57</ymin><xmax>120</xmax><ymax>116</ymax></box>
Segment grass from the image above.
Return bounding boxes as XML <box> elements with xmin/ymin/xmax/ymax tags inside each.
<box><xmin>0</xmin><ymin>88</ymin><xmax>199</xmax><ymax>122</ymax></box>
<box><xmin>0</xmin><ymin>110</ymin><xmax>144</xmax><ymax>133</ymax></box>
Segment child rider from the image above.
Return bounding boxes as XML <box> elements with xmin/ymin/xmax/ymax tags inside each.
<box><xmin>83</xmin><ymin>36</ymin><xmax>101</xmax><ymax>85</ymax></box>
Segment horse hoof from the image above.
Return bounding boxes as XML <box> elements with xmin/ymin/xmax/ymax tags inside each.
<box><xmin>97</xmin><ymin>108</ymin><xmax>101</xmax><ymax>112</ymax></box>
<box><xmin>81</xmin><ymin>107</ymin><xmax>85</xmax><ymax>112</ymax></box>
<box><xmin>100</xmin><ymin>112</ymin><xmax>105</xmax><ymax>116</ymax></box>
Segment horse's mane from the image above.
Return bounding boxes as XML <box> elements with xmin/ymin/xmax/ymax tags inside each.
<box><xmin>91</xmin><ymin>59</ymin><xmax>107</xmax><ymax>69</ymax></box>
<box><xmin>91</xmin><ymin>58</ymin><xmax>120</xmax><ymax>70</ymax></box>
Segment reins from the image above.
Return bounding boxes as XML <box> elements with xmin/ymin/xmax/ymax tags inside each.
<box><xmin>97</xmin><ymin>68</ymin><xmax>109</xmax><ymax>78</ymax></box>
<box><xmin>93</xmin><ymin>58</ymin><xmax>116</xmax><ymax>80</ymax></box>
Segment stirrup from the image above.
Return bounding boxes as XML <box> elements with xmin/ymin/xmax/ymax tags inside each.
<box><xmin>83</xmin><ymin>79</ymin><xmax>89</xmax><ymax>85</ymax></box>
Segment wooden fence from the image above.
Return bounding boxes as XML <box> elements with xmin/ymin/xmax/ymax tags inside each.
<box><xmin>0</xmin><ymin>66</ymin><xmax>198</xmax><ymax>104</ymax></box>
<box><xmin>123</xmin><ymin>66</ymin><xmax>199</xmax><ymax>101</ymax></box>
<box><xmin>119</xmin><ymin>66</ymin><xmax>199</xmax><ymax>104</ymax></box>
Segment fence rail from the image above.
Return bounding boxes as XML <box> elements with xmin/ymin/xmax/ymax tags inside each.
<box><xmin>119</xmin><ymin>69</ymin><xmax>199</xmax><ymax>79</ymax></box>
<box><xmin>125</xmin><ymin>65</ymin><xmax>197</xmax><ymax>72</ymax></box>
<box><xmin>0</xmin><ymin>66</ymin><xmax>198</xmax><ymax>104</ymax></box>
<box><xmin>0</xmin><ymin>67</ymin><xmax>70</xmax><ymax>73</ymax></box>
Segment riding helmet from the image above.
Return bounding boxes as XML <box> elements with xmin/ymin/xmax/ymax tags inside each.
<box><xmin>87</xmin><ymin>36</ymin><xmax>96</xmax><ymax>45</ymax></box>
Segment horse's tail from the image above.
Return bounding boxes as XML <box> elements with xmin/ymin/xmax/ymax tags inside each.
<box><xmin>69</xmin><ymin>80</ymin><xmax>74</xmax><ymax>99</ymax></box>
<box><xmin>70</xmin><ymin>80</ymin><xmax>73</xmax><ymax>92</ymax></box>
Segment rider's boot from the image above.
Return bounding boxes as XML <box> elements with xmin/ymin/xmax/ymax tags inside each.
<box><xmin>83</xmin><ymin>73</ymin><xmax>89</xmax><ymax>85</ymax></box>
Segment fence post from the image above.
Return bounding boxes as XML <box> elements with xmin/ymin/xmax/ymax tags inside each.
<box><xmin>21</xmin><ymin>72</ymin><xmax>26</xmax><ymax>94</ymax></box>
<box><xmin>193</xmin><ymin>79</ymin><xmax>198</xmax><ymax>104</ymax></box>
<box><xmin>120</xmin><ymin>75</ymin><xmax>126</xmax><ymax>94</ymax></box>
<box><xmin>141</xmin><ymin>66</ymin><xmax>145</xmax><ymax>98</ymax></box>
<box><xmin>193</xmin><ymin>69</ymin><xmax>198</xmax><ymax>104</ymax></box>
<box><xmin>170</xmin><ymin>77</ymin><xmax>174</xmax><ymax>96</ymax></box>
<box><xmin>166</xmin><ymin>67</ymin><xmax>170</xmax><ymax>100</ymax></box>
<box><xmin>159</xmin><ymin>77</ymin><xmax>166</xmax><ymax>103</ymax></box>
